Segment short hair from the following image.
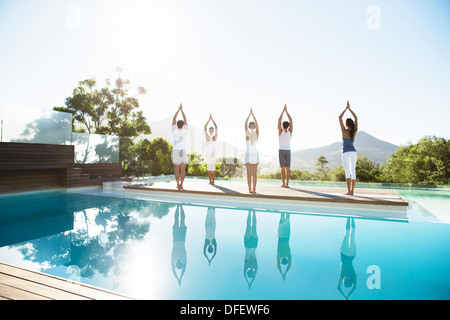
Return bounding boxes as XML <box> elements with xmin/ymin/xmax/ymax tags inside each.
<box><xmin>282</xmin><ymin>121</ymin><xmax>290</xmax><ymax>129</ymax></box>
<box><xmin>177</xmin><ymin>120</ymin><xmax>184</xmax><ymax>129</ymax></box>
<box><xmin>209</xmin><ymin>127</ymin><xmax>215</xmax><ymax>131</ymax></box>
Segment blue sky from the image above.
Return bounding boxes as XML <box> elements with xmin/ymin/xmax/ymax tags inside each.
<box><xmin>0</xmin><ymin>0</ymin><xmax>449</xmax><ymax>154</ymax></box>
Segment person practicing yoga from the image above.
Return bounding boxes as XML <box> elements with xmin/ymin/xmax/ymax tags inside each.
<box><xmin>172</xmin><ymin>103</ymin><xmax>189</xmax><ymax>190</ymax></box>
<box><xmin>339</xmin><ymin>100</ymin><xmax>358</xmax><ymax>195</ymax></box>
<box><xmin>243</xmin><ymin>210</ymin><xmax>258</xmax><ymax>289</ymax></box>
<box><xmin>171</xmin><ymin>204</ymin><xmax>187</xmax><ymax>286</ymax></box>
<box><xmin>277</xmin><ymin>104</ymin><xmax>293</xmax><ymax>188</ymax></box>
<box><xmin>245</xmin><ymin>108</ymin><xmax>259</xmax><ymax>194</ymax></box>
<box><xmin>204</xmin><ymin>114</ymin><xmax>218</xmax><ymax>185</ymax></box>
<box><xmin>337</xmin><ymin>218</ymin><xmax>357</xmax><ymax>300</ymax></box>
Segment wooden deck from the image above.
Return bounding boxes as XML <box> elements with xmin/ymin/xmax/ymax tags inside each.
<box><xmin>0</xmin><ymin>142</ymin><xmax>127</xmax><ymax>193</ymax></box>
<box><xmin>124</xmin><ymin>180</ymin><xmax>409</xmax><ymax>208</ymax></box>
<box><xmin>0</xmin><ymin>262</ymin><xmax>132</xmax><ymax>300</ymax></box>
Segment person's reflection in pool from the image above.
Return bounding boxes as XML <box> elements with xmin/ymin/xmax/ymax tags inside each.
<box><xmin>277</xmin><ymin>213</ymin><xmax>292</xmax><ymax>281</ymax></box>
<box><xmin>337</xmin><ymin>217</ymin><xmax>357</xmax><ymax>300</ymax></box>
<box><xmin>203</xmin><ymin>207</ymin><xmax>217</xmax><ymax>265</ymax></box>
<box><xmin>171</xmin><ymin>204</ymin><xmax>187</xmax><ymax>286</ymax></box>
<box><xmin>243</xmin><ymin>210</ymin><xmax>258</xmax><ymax>289</ymax></box>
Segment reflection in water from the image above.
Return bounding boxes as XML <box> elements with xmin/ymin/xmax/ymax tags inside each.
<box><xmin>171</xmin><ymin>205</ymin><xmax>187</xmax><ymax>286</ymax></box>
<box><xmin>337</xmin><ymin>217</ymin><xmax>357</xmax><ymax>300</ymax></box>
<box><xmin>243</xmin><ymin>210</ymin><xmax>258</xmax><ymax>289</ymax></box>
<box><xmin>203</xmin><ymin>207</ymin><xmax>217</xmax><ymax>265</ymax></box>
<box><xmin>277</xmin><ymin>213</ymin><xmax>292</xmax><ymax>281</ymax></box>
<box><xmin>1</xmin><ymin>192</ymin><xmax>406</xmax><ymax>299</ymax></box>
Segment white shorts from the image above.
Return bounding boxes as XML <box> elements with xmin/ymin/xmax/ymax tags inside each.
<box><xmin>172</xmin><ymin>149</ymin><xmax>188</xmax><ymax>164</ymax></box>
<box><xmin>207</xmin><ymin>161</ymin><xmax>216</xmax><ymax>171</ymax></box>
<box><xmin>245</xmin><ymin>151</ymin><xmax>259</xmax><ymax>164</ymax></box>
<box><xmin>205</xmin><ymin>152</ymin><xmax>216</xmax><ymax>171</ymax></box>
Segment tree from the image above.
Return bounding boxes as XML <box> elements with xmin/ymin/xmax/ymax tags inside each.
<box><xmin>186</xmin><ymin>153</ymin><xmax>208</xmax><ymax>176</ymax></box>
<box><xmin>54</xmin><ymin>68</ymin><xmax>152</xmax><ymax>173</ymax></box>
<box><xmin>53</xmin><ymin>68</ymin><xmax>150</xmax><ymax>137</ymax></box>
<box><xmin>356</xmin><ymin>154</ymin><xmax>381</xmax><ymax>182</ymax></box>
<box><xmin>381</xmin><ymin>136</ymin><xmax>449</xmax><ymax>184</ymax></box>
<box><xmin>140</xmin><ymin>138</ymin><xmax>174</xmax><ymax>176</ymax></box>
<box><xmin>219</xmin><ymin>157</ymin><xmax>243</xmax><ymax>178</ymax></box>
<box><xmin>316</xmin><ymin>155</ymin><xmax>329</xmax><ymax>180</ymax></box>
<box><xmin>329</xmin><ymin>165</ymin><xmax>346</xmax><ymax>181</ymax></box>
<box><xmin>53</xmin><ymin>78</ymin><xmax>113</xmax><ymax>133</ymax></box>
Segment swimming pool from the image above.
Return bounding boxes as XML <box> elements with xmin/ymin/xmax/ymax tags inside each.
<box><xmin>0</xmin><ymin>187</ymin><xmax>449</xmax><ymax>300</ymax></box>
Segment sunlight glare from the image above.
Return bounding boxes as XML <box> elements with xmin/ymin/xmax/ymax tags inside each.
<box><xmin>101</xmin><ymin>1</ymin><xmax>183</xmax><ymax>72</ymax></box>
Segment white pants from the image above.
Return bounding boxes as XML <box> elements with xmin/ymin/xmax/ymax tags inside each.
<box><xmin>342</xmin><ymin>151</ymin><xmax>357</xmax><ymax>179</ymax></box>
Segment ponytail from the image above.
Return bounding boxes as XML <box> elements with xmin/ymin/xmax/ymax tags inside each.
<box><xmin>346</xmin><ymin>118</ymin><xmax>355</xmax><ymax>140</ymax></box>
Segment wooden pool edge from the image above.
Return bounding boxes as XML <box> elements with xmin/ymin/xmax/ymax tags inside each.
<box><xmin>0</xmin><ymin>262</ymin><xmax>133</xmax><ymax>300</ymax></box>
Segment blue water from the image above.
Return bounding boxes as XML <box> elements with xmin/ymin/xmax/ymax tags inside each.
<box><xmin>0</xmin><ymin>190</ymin><xmax>449</xmax><ymax>300</ymax></box>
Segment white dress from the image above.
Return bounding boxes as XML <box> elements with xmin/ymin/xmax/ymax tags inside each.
<box><xmin>204</xmin><ymin>139</ymin><xmax>216</xmax><ymax>171</ymax></box>
<box><xmin>245</xmin><ymin>131</ymin><xmax>259</xmax><ymax>164</ymax></box>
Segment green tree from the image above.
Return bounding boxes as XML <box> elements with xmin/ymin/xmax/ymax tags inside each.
<box><xmin>54</xmin><ymin>68</ymin><xmax>152</xmax><ymax>174</ymax></box>
<box><xmin>316</xmin><ymin>155</ymin><xmax>330</xmax><ymax>180</ymax></box>
<box><xmin>381</xmin><ymin>136</ymin><xmax>449</xmax><ymax>184</ymax></box>
<box><xmin>140</xmin><ymin>137</ymin><xmax>174</xmax><ymax>176</ymax></box>
<box><xmin>53</xmin><ymin>78</ymin><xmax>114</xmax><ymax>133</ymax></box>
<box><xmin>186</xmin><ymin>153</ymin><xmax>208</xmax><ymax>176</ymax></box>
<box><xmin>356</xmin><ymin>154</ymin><xmax>381</xmax><ymax>182</ymax></box>
<box><xmin>218</xmin><ymin>157</ymin><xmax>243</xmax><ymax>178</ymax></box>
<box><xmin>329</xmin><ymin>165</ymin><xmax>346</xmax><ymax>181</ymax></box>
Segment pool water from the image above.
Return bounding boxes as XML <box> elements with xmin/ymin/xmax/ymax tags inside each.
<box><xmin>0</xmin><ymin>190</ymin><xmax>449</xmax><ymax>300</ymax></box>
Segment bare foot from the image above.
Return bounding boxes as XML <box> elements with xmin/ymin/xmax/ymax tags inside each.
<box><xmin>343</xmin><ymin>191</ymin><xmax>353</xmax><ymax>195</ymax></box>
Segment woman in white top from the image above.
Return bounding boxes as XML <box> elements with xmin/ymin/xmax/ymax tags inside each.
<box><xmin>277</xmin><ymin>104</ymin><xmax>293</xmax><ymax>188</ymax></box>
<box><xmin>204</xmin><ymin>114</ymin><xmax>218</xmax><ymax>185</ymax></box>
<box><xmin>245</xmin><ymin>108</ymin><xmax>259</xmax><ymax>194</ymax></box>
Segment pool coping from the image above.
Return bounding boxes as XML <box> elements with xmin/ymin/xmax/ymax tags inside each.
<box><xmin>123</xmin><ymin>180</ymin><xmax>409</xmax><ymax>208</ymax></box>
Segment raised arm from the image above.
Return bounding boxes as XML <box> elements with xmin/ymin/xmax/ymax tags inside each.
<box><xmin>347</xmin><ymin>106</ymin><xmax>358</xmax><ymax>132</ymax></box>
<box><xmin>179</xmin><ymin>104</ymin><xmax>187</xmax><ymax>126</ymax></box>
<box><xmin>172</xmin><ymin>104</ymin><xmax>181</xmax><ymax>125</ymax></box>
<box><xmin>338</xmin><ymin>102</ymin><xmax>348</xmax><ymax>133</ymax></box>
<box><xmin>245</xmin><ymin>109</ymin><xmax>252</xmax><ymax>131</ymax></box>
<box><xmin>210</xmin><ymin>114</ymin><xmax>218</xmax><ymax>139</ymax></box>
<box><xmin>204</xmin><ymin>117</ymin><xmax>210</xmax><ymax>140</ymax></box>
<box><xmin>278</xmin><ymin>106</ymin><xmax>284</xmax><ymax>135</ymax></box>
<box><xmin>252</xmin><ymin>110</ymin><xmax>259</xmax><ymax>137</ymax></box>
<box><xmin>285</xmin><ymin>106</ymin><xmax>293</xmax><ymax>134</ymax></box>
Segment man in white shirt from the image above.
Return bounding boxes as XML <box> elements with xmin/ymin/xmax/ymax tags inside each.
<box><xmin>172</xmin><ymin>104</ymin><xmax>189</xmax><ymax>190</ymax></box>
<box><xmin>278</xmin><ymin>104</ymin><xmax>293</xmax><ymax>188</ymax></box>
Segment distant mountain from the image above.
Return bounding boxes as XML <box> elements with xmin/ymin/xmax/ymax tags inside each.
<box><xmin>290</xmin><ymin>131</ymin><xmax>398</xmax><ymax>170</ymax></box>
<box><xmin>144</xmin><ymin>119</ymin><xmax>398</xmax><ymax>171</ymax></box>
